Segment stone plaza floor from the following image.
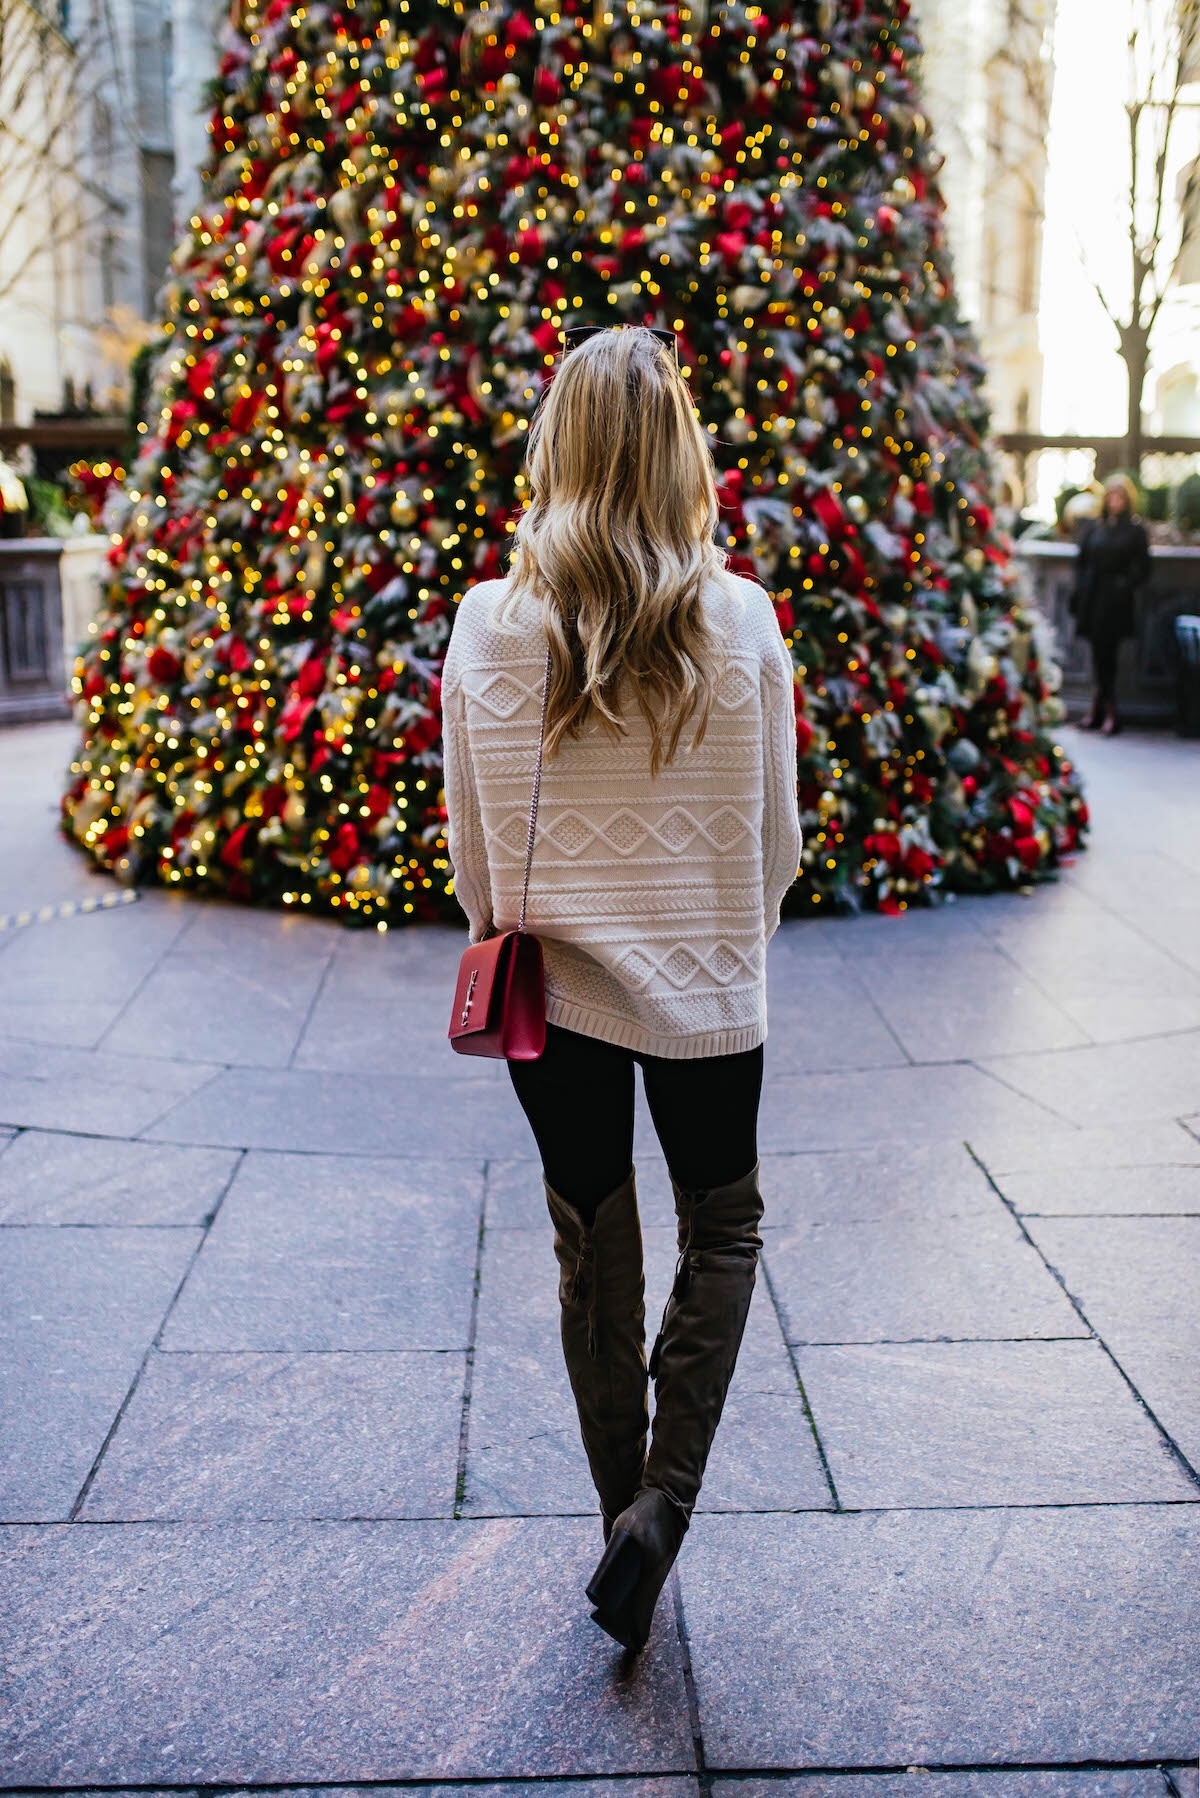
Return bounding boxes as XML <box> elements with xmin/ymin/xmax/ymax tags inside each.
<box><xmin>0</xmin><ymin>717</ymin><xmax>1198</xmax><ymax>1792</ymax></box>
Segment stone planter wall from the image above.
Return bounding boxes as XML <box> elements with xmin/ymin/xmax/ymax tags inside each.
<box><xmin>0</xmin><ymin>535</ymin><xmax>108</xmax><ymax>727</ymax></box>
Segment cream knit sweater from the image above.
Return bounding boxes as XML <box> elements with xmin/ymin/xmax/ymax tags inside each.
<box><xmin>441</xmin><ymin>574</ymin><xmax>802</xmax><ymax>1060</ymax></box>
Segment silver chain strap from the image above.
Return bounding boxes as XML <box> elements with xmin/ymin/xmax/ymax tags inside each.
<box><xmin>517</xmin><ymin>643</ymin><xmax>554</xmax><ymax>935</ymax></box>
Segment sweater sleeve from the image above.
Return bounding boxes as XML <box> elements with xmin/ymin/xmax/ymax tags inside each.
<box><xmin>759</xmin><ymin>620</ymin><xmax>803</xmax><ymax>942</ymax></box>
<box><xmin>441</xmin><ymin>668</ymin><xmax>493</xmax><ymax>943</ymax></box>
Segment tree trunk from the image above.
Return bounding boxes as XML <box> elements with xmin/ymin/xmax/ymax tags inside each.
<box><xmin>1120</xmin><ymin>325</ymin><xmax>1149</xmax><ymax>476</ymax></box>
<box><xmin>1115</xmin><ymin>323</ymin><xmax>1151</xmax><ymax>474</ymax></box>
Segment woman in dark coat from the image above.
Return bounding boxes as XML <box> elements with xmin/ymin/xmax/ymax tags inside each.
<box><xmin>1071</xmin><ymin>474</ymin><xmax>1151</xmax><ymax>734</ymax></box>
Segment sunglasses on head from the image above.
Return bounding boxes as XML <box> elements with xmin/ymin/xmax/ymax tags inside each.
<box><xmin>561</xmin><ymin>324</ymin><xmax>679</xmax><ymax>363</ymax></box>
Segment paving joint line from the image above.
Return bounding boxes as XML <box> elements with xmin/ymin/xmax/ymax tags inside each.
<box><xmin>966</xmin><ymin>1143</ymin><xmax>1200</xmax><ymax>1494</ymax></box>
<box><xmin>693</xmin><ymin>1759</ymin><xmax>1193</xmax><ymax>1781</ymax></box>
<box><xmin>285</xmin><ymin>945</ymin><xmax>336</xmax><ymax>1070</ymax></box>
<box><xmin>0</xmin><ymin>1221</ymin><xmax>215</xmax><ymax>1230</ymax></box>
<box><xmin>0</xmin><ymin>1759</ymin><xmax>1188</xmax><ymax>1792</ymax></box>
<box><xmin>149</xmin><ymin>1344</ymin><xmax>469</xmax><ymax>1355</ymax></box>
<box><xmin>848</xmin><ymin>958</ymin><xmax>917</xmax><ymax>1067</ymax></box>
<box><xmin>670</xmin><ymin>1568</ymin><xmax>710</xmax><ymax>1795</ymax></box>
<box><xmin>66</xmin><ymin>1147</ymin><xmax>248</xmax><ymax>1522</ymax></box>
<box><xmin>982</xmin><ymin>1018</ymin><xmax>1200</xmax><ymax>1061</ymax></box>
<box><xmin>1065</xmin><ymin>852</ymin><xmax>1200</xmax><ymax>986</ymax></box>
<box><xmin>12</xmin><ymin>1495</ymin><xmax>1198</xmax><ymax>1529</ymax></box>
<box><xmin>1020</xmin><ymin>1210</ymin><xmax>1200</xmax><ymax>1220</ymax></box>
<box><xmin>453</xmin><ymin>1157</ymin><xmax>490</xmax><ymax>1519</ymax></box>
<box><xmin>988</xmin><ymin>932</ymin><xmax>1098</xmax><ymax>1049</ymax></box>
<box><xmin>0</xmin><ymin>1122</ymin><xmax>514</xmax><ymax>1159</ymax></box>
<box><xmin>130</xmin><ymin>1062</ymin><xmax>244</xmax><ymax>1144</ymax></box>
<box><xmin>90</xmin><ymin>904</ymin><xmax>196</xmax><ymax>1054</ymax></box>
<box><xmin>756</xmin><ymin>1246</ymin><xmax>841</xmax><ymax>1510</ymax></box>
<box><xmin>784</xmin><ymin>1333</ymin><xmax>1096</xmax><ymax>1346</ymax></box>
<box><xmin>966</xmin><ymin>1057</ymin><xmax>1080</xmax><ymax>1129</ymax></box>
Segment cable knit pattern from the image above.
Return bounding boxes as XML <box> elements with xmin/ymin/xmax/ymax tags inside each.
<box><xmin>442</xmin><ymin>574</ymin><xmax>802</xmax><ymax>1060</ymax></box>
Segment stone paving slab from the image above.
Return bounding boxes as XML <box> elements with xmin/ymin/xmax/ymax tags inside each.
<box><xmin>757</xmin><ymin>1064</ymin><xmax>1061</xmax><ymax>1155</ymax></box>
<box><xmin>1026</xmin><ymin>1218</ymin><xmax>1199</xmax><ymax>1348</ymax></box>
<box><xmin>144</xmin><ymin>1064</ymin><xmax>524</xmax><ymax>1155</ymax></box>
<box><xmin>161</xmin><ymin>1151</ymin><xmax>482</xmax><ymax>1351</ymax></box>
<box><xmin>80</xmin><ymin>1348</ymin><xmax>466</xmax><ymax>1520</ymax></box>
<box><xmin>979</xmin><ymin>1032</ymin><xmax>1200</xmax><ymax>1130</ymax></box>
<box><xmin>762</xmin><ymin>960</ymin><xmax>909</xmax><ymax>1073</ymax></box>
<box><xmin>1047</xmin><ymin>981</ymin><xmax>1200</xmax><ymax>1049</ymax></box>
<box><xmin>0</xmin><ymin>1130</ymin><xmax>239</xmax><ymax>1225</ymax></box>
<box><xmin>0</xmin><ymin>722</ymin><xmax>99</xmax><ymax>914</ymax></box>
<box><xmin>681</xmin><ymin>1507</ymin><xmax>1200</xmax><ymax>1767</ymax></box>
<box><xmin>792</xmin><ymin>900</ymin><xmax>1000</xmax><ymax>958</ymax></box>
<box><xmin>1168</xmin><ymin>1767</ymin><xmax>1199</xmax><ymax>1798</ymax></box>
<box><xmin>969</xmin><ymin>1120</ymin><xmax>1200</xmax><ymax>1178</ymax></box>
<box><xmin>966</xmin><ymin>904</ymin><xmax>1200</xmax><ymax>1046</ymax></box>
<box><xmin>103</xmin><ymin>932</ymin><xmax>333</xmax><ymax>1069</ymax></box>
<box><xmin>861</xmin><ymin>947</ymin><xmax>1089</xmax><ymax>1061</ymax></box>
<box><xmin>1123</xmin><ymin>902</ymin><xmax>1200</xmax><ymax>978</ymax></box>
<box><xmin>1024</xmin><ymin>1217</ymin><xmax>1200</xmax><ymax>1473</ymax></box>
<box><xmin>0</xmin><ymin>993</ymin><xmax>135</xmax><ymax>1051</ymax></box>
<box><xmin>993</xmin><ymin>1164</ymin><xmax>1200</xmax><ymax>1217</ymax></box>
<box><xmin>763</xmin><ymin>1208</ymin><xmax>1085</xmax><ymax>1345</ymax></box>
<box><xmin>758</xmin><ymin>1142</ymin><xmax>1001</xmax><ymax>1230</ymax></box>
<box><xmin>1066</xmin><ymin>840</ymin><xmax>1200</xmax><ymax>903</ymax></box>
<box><xmin>485</xmin><ymin>1156</ymin><xmax>678</xmax><ymax>1232</ymax></box>
<box><xmin>794</xmin><ymin>1340</ymin><xmax>1195</xmax><ymax>1509</ymax></box>
<box><xmin>0</xmin><ymin>1039</ymin><xmax>221</xmax><ymax>1138</ymax></box>
<box><xmin>319</xmin><ymin>918</ymin><xmax>465</xmax><ymax>986</ymax></box>
<box><xmin>287</xmin><ymin>922</ymin><xmax>465</xmax><ymax>1073</ymax></box>
<box><xmin>0</xmin><ymin>1519</ymin><xmax>694</xmax><ymax>1781</ymax></box>
<box><xmin>0</xmin><ymin>903</ymin><xmax>191</xmax><ymax>1051</ymax></box>
<box><xmin>0</xmin><ymin>1228</ymin><xmax>200</xmax><ymax>1520</ymax></box>
<box><xmin>293</xmin><ymin>983</ymin><xmax>463</xmax><ymax>1075</ymax></box>
<box><xmin>713</xmin><ymin>1776</ymin><xmax>1172</xmax><ymax>1798</ymax></box>
<box><xmin>464</xmin><ymin>1228</ymin><xmax>830</xmax><ymax>1519</ymax></box>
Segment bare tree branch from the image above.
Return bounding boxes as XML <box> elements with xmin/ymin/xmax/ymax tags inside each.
<box><xmin>1077</xmin><ymin>0</ymin><xmax>1200</xmax><ymax>465</ymax></box>
<box><xmin>0</xmin><ymin>0</ymin><xmax>130</xmax><ymax>307</ymax></box>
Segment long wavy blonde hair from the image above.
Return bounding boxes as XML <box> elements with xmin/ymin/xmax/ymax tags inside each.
<box><xmin>506</xmin><ymin>326</ymin><xmax>730</xmax><ymax>775</ymax></box>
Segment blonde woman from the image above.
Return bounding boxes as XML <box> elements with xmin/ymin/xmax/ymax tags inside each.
<box><xmin>441</xmin><ymin>325</ymin><xmax>802</xmax><ymax>1654</ymax></box>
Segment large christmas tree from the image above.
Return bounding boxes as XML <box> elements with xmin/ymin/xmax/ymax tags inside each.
<box><xmin>63</xmin><ymin>0</ymin><xmax>1086</xmax><ymax>922</ymax></box>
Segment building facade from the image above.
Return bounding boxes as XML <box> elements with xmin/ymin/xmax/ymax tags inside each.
<box><xmin>913</xmin><ymin>0</ymin><xmax>1055</xmax><ymax>444</ymax></box>
<box><xmin>0</xmin><ymin>0</ymin><xmax>178</xmax><ymax>426</ymax></box>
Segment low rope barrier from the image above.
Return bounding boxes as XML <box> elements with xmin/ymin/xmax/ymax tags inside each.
<box><xmin>0</xmin><ymin>889</ymin><xmax>141</xmax><ymax>932</ymax></box>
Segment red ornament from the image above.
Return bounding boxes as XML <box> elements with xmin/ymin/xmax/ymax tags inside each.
<box><xmin>147</xmin><ymin>646</ymin><xmax>182</xmax><ymax>682</ymax></box>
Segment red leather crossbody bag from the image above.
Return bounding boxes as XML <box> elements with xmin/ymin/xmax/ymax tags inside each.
<box><xmin>448</xmin><ymin>645</ymin><xmax>551</xmax><ymax>1062</ymax></box>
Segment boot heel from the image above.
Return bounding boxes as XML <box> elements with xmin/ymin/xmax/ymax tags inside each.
<box><xmin>586</xmin><ymin>1527</ymin><xmax>642</xmax><ymax>1614</ymax></box>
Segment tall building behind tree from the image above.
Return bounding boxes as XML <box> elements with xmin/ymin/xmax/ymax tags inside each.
<box><xmin>0</xmin><ymin>0</ymin><xmax>176</xmax><ymax>425</ymax></box>
<box><xmin>62</xmin><ymin>0</ymin><xmax>1086</xmax><ymax>922</ymax></box>
<box><xmin>913</xmin><ymin>0</ymin><xmax>1053</xmax><ymax>460</ymax></box>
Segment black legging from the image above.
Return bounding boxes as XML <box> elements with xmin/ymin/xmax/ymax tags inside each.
<box><xmin>508</xmin><ymin>1022</ymin><xmax>763</xmax><ymax>1219</ymax></box>
<box><xmin>1090</xmin><ymin>633</ymin><xmax>1121</xmax><ymax>706</ymax></box>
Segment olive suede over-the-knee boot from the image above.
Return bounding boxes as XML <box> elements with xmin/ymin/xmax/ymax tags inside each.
<box><xmin>586</xmin><ymin>1163</ymin><xmax>764</xmax><ymax>1652</ymax></box>
<box><xmin>545</xmin><ymin>1173</ymin><xmax>649</xmax><ymax>1538</ymax></box>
